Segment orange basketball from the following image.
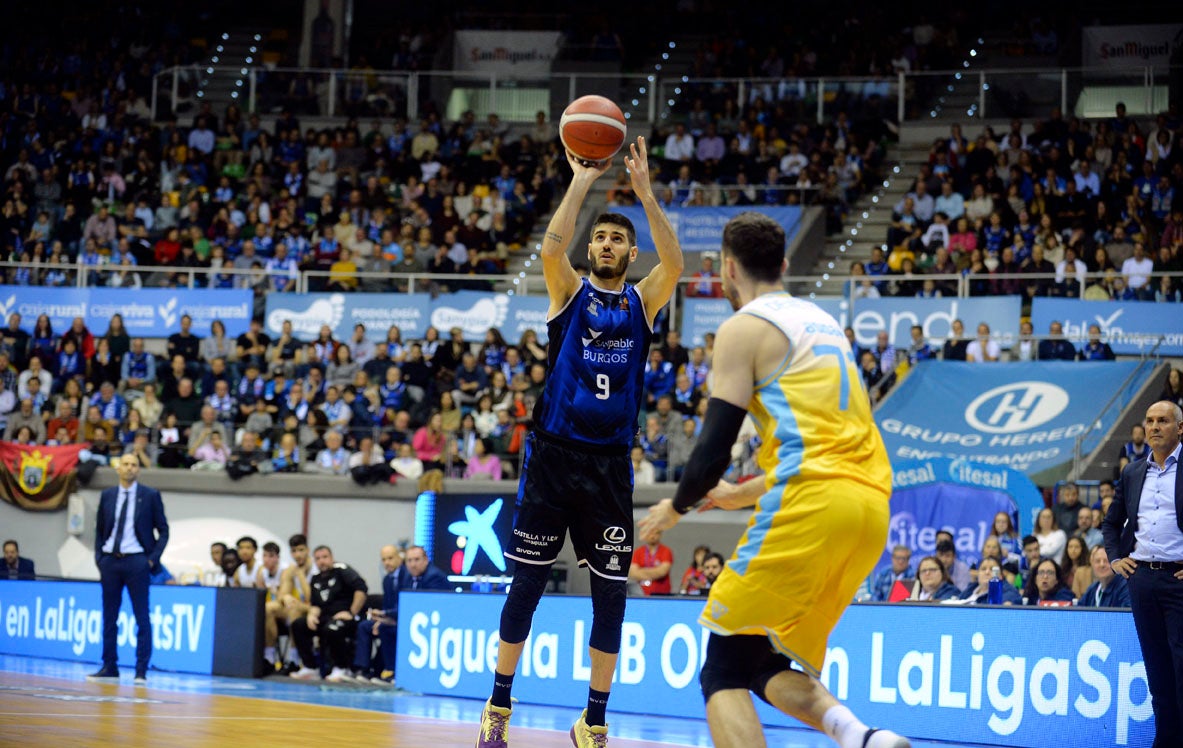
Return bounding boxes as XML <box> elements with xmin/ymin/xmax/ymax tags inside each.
<box><xmin>559</xmin><ymin>95</ymin><xmax>627</xmax><ymax>163</ymax></box>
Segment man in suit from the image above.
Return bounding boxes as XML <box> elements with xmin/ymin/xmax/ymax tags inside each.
<box><xmin>1103</xmin><ymin>400</ymin><xmax>1183</xmax><ymax>747</ymax></box>
<box><xmin>395</xmin><ymin>544</ymin><xmax>450</xmax><ymax>592</ymax></box>
<box><xmin>87</xmin><ymin>453</ymin><xmax>169</xmax><ymax>685</ymax></box>
<box><xmin>2</xmin><ymin>539</ymin><xmax>35</xmax><ymax>580</ymax></box>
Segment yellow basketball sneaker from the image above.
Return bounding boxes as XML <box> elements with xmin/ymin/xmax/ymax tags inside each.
<box><xmin>569</xmin><ymin>709</ymin><xmax>609</xmax><ymax>747</ymax></box>
<box><xmin>475</xmin><ymin>699</ymin><xmax>513</xmax><ymax>748</ymax></box>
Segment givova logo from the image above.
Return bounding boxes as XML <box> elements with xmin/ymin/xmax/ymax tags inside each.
<box><xmin>266</xmin><ymin>294</ymin><xmax>347</xmax><ymax>338</ymax></box>
<box><xmin>965</xmin><ymin>382</ymin><xmax>1069</xmax><ymax>434</ymax></box>
<box><xmin>431</xmin><ymin>295</ymin><xmax>509</xmax><ymax>337</ymax></box>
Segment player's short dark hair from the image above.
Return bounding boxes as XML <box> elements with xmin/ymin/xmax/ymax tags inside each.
<box><xmin>721</xmin><ymin>212</ymin><xmax>785</xmax><ymax>283</ymax></box>
<box><xmin>236</xmin><ymin>536</ymin><xmax>258</xmax><ymax>549</ymax></box>
<box><xmin>262</xmin><ymin>541</ymin><xmax>281</xmax><ymax>555</ymax></box>
<box><xmin>1022</xmin><ymin>534</ymin><xmax>1038</xmax><ymax>547</ymax></box>
<box><xmin>288</xmin><ymin>534</ymin><xmax>308</xmax><ymax>549</ymax></box>
<box><xmin>313</xmin><ymin>545</ymin><xmax>332</xmax><ymax>555</ymax></box>
<box><xmin>211</xmin><ymin>541</ymin><xmax>227</xmax><ymax>552</ymax></box>
<box><xmin>704</xmin><ymin>552</ymin><xmax>726</xmax><ymax>566</ymax></box>
<box><xmin>3</xmin><ymin>539</ymin><xmax>17</xmax><ymax>552</ymax></box>
<box><xmin>590</xmin><ymin>212</ymin><xmax>636</xmax><ymax>247</ymax></box>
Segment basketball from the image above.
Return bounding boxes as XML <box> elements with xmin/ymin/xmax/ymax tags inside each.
<box><xmin>559</xmin><ymin>95</ymin><xmax>627</xmax><ymax>164</ymax></box>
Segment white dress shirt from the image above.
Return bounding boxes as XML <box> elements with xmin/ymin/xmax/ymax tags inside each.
<box><xmin>1130</xmin><ymin>443</ymin><xmax>1182</xmax><ymax>562</ymax></box>
<box><xmin>102</xmin><ymin>483</ymin><xmax>145</xmax><ymax>555</ymax></box>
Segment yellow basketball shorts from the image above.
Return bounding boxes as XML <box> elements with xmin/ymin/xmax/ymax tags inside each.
<box><xmin>699</xmin><ymin>476</ymin><xmax>889</xmax><ymax>678</ymax></box>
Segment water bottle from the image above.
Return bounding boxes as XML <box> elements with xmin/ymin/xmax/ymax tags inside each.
<box><xmin>987</xmin><ymin>566</ymin><xmax>1004</xmax><ymax>605</ymax></box>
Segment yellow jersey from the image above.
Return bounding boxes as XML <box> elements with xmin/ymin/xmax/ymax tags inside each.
<box><xmin>738</xmin><ymin>291</ymin><xmax>892</xmax><ymax>494</ymax></box>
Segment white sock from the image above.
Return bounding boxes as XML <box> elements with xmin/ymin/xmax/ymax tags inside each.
<box><xmin>264</xmin><ymin>646</ymin><xmax>276</xmax><ymax>662</ymax></box>
<box><xmin>822</xmin><ymin>705</ymin><xmax>869</xmax><ymax>748</ymax></box>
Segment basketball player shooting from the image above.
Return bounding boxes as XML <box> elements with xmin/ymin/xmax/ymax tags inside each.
<box><xmin>639</xmin><ymin>212</ymin><xmax>910</xmax><ymax>748</ymax></box>
<box><xmin>476</xmin><ymin>135</ymin><xmax>683</xmax><ymax>748</ymax></box>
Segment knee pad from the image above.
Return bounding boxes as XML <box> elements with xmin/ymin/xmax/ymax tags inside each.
<box><xmin>588</xmin><ymin>575</ymin><xmax>627</xmax><ymax>654</ymax></box>
<box><xmin>699</xmin><ymin>633</ymin><xmax>791</xmax><ymax>703</ymax></box>
<box><xmin>499</xmin><ymin>561</ymin><xmax>551</xmax><ymax>644</ymax></box>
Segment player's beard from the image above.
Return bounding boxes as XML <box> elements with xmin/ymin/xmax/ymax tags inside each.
<box><xmin>723</xmin><ymin>278</ymin><xmax>741</xmax><ymax>311</ymax></box>
<box><xmin>591</xmin><ymin>252</ymin><xmax>629</xmax><ymax>281</ymax></box>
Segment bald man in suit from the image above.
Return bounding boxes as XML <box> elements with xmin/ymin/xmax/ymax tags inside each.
<box><xmin>1104</xmin><ymin>401</ymin><xmax>1183</xmax><ymax>747</ymax></box>
<box><xmin>87</xmin><ymin>453</ymin><xmax>169</xmax><ymax>685</ymax></box>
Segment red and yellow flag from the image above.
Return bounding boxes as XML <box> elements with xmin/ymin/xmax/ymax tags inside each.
<box><xmin>0</xmin><ymin>443</ymin><xmax>86</xmax><ymax>510</ymax></box>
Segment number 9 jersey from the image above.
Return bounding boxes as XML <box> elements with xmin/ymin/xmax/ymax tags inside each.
<box><xmin>533</xmin><ymin>278</ymin><xmax>653</xmax><ymax>450</ymax></box>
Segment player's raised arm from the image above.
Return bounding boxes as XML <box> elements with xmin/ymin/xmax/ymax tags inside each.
<box><xmin>540</xmin><ymin>151</ymin><xmax>612</xmax><ymax>318</ymax></box>
<box><xmin>628</xmin><ymin>136</ymin><xmax>684</xmax><ymax>326</ymax></box>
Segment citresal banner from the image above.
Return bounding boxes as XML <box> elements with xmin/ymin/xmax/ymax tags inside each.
<box><xmin>0</xmin><ymin>442</ymin><xmax>86</xmax><ymax>510</ymax></box>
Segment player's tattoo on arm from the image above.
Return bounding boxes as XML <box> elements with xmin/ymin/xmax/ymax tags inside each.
<box><xmin>546</xmin><ymin>231</ymin><xmax>563</xmax><ymax>243</ymax></box>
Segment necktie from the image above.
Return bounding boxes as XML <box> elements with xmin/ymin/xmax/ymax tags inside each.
<box><xmin>412</xmin><ymin>576</ymin><xmax>419</xmax><ymax>590</ymax></box>
<box><xmin>111</xmin><ymin>490</ymin><xmax>128</xmax><ymax>553</ymax></box>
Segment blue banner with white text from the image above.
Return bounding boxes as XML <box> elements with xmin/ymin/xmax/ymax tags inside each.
<box><xmin>882</xmin><ymin>458</ymin><xmax>1044</xmax><ymax>574</ymax></box>
<box><xmin>681</xmin><ymin>296</ymin><xmax>848</xmax><ymax>347</ymax></box>
<box><xmin>1031</xmin><ymin>298</ymin><xmax>1183</xmax><ymax>356</ymax></box>
<box><xmin>264</xmin><ymin>291</ymin><xmax>550</xmax><ymax>344</ymax></box>
<box><xmin>875</xmin><ymin>361</ymin><xmax>1149</xmax><ymax>478</ymax></box>
<box><xmin>0</xmin><ymin>286</ymin><xmax>253</xmax><ymax>337</ymax></box>
<box><xmin>849</xmin><ymin>296</ymin><xmax>1023</xmax><ymax>349</ymax></box>
<box><xmin>397</xmin><ymin>592</ymin><xmax>1153</xmax><ymax>747</ymax></box>
<box><xmin>0</xmin><ymin>580</ymin><xmax>216</xmax><ymax>674</ymax></box>
<box><xmin>616</xmin><ymin>206</ymin><xmax>802</xmax><ymax>253</ymax></box>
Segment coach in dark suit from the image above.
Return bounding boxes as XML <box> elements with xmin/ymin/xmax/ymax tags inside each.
<box><xmin>3</xmin><ymin>539</ymin><xmax>35</xmax><ymax>580</ymax></box>
<box><xmin>87</xmin><ymin>453</ymin><xmax>169</xmax><ymax>684</ymax></box>
<box><xmin>1103</xmin><ymin>400</ymin><xmax>1183</xmax><ymax>747</ymax></box>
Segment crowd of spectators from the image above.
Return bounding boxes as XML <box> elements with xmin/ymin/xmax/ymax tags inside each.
<box><xmin>851</xmin><ymin>107</ymin><xmax>1183</xmax><ymax>304</ymax></box>
<box><xmin>0</xmin><ymin>301</ymin><xmax>739</xmax><ymax>487</ymax></box>
<box><xmin>868</xmin><ymin>488</ymin><xmax>1131</xmax><ymax>608</ymax></box>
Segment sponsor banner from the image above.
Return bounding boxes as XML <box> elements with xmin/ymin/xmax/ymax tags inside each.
<box><xmin>849</xmin><ymin>296</ymin><xmax>1022</xmax><ymax>350</ymax></box>
<box><xmin>876</xmin><ymin>361</ymin><xmax>1146</xmax><ymax>476</ymax></box>
<box><xmin>453</xmin><ymin>30</ymin><xmax>562</xmax><ymax>76</ymax></box>
<box><xmin>416</xmin><ymin>491</ymin><xmax>514</xmax><ymax>582</ymax></box>
<box><xmin>1030</xmin><ymin>298</ymin><xmax>1183</xmax><ymax>356</ymax></box>
<box><xmin>398</xmin><ymin>592</ymin><xmax>1154</xmax><ymax>746</ymax></box>
<box><xmin>882</xmin><ymin>458</ymin><xmax>1044</xmax><ymax>574</ymax></box>
<box><xmin>616</xmin><ymin>206</ymin><xmax>803</xmax><ymax>253</ymax></box>
<box><xmin>0</xmin><ymin>443</ymin><xmax>85</xmax><ymax>511</ymax></box>
<box><xmin>1083</xmin><ymin>24</ymin><xmax>1183</xmax><ymax>69</ymax></box>
<box><xmin>263</xmin><ymin>291</ymin><xmax>549</xmax><ymax>344</ymax></box>
<box><xmin>0</xmin><ymin>580</ymin><xmax>216</xmax><ymax>674</ymax></box>
<box><xmin>681</xmin><ymin>296</ymin><xmax>848</xmax><ymax>348</ymax></box>
<box><xmin>0</xmin><ymin>286</ymin><xmax>252</xmax><ymax>337</ymax></box>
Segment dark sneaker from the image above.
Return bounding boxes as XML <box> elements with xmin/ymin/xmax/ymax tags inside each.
<box><xmin>86</xmin><ymin>667</ymin><xmax>120</xmax><ymax>683</ymax></box>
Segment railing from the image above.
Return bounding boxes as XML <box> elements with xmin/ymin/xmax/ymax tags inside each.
<box><xmin>1070</xmin><ymin>336</ymin><xmax>1165</xmax><ymax>480</ymax></box>
<box><xmin>153</xmin><ymin>64</ymin><xmax>1180</xmax><ymax>125</ymax></box>
<box><xmin>6</xmin><ymin>261</ymin><xmax>1181</xmax><ymax>304</ymax></box>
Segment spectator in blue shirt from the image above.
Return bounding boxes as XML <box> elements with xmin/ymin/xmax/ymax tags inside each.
<box><xmin>90</xmin><ymin>381</ymin><xmax>129</xmax><ymax>424</ymax></box>
<box><xmin>870</xmin><ymin>545</ymin><xmax>914</xmax><ymax>601</ymax></box>
<box><xmin>1037</xmin><ymin>321</ymin><xmax>1077</xmax><ymax>361</ymax></box>
<box><xmin>643</xmin><ymin>348</ymin><xmax>675</xmax><ymax>410</ymax></box>
<box><xmin>1077</xmin><ymin>324</ymin><xmax>1115</xmax><ymax>361</ymax></box>
<box><xmin>1078</xmin><ymin>546</ymin><xmax>1131</xmax><ymax>608</ymax></box>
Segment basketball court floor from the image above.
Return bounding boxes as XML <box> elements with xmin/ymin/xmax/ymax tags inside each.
<box><xmin>0</xmin><ymin>655</ymin><xmax>967</xmax><ymax>747</ymax></box>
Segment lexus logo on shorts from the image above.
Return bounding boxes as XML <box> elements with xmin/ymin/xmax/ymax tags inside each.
<box><xmin>603</xmin><ymin>526</ymin><xmax>627</xmax><ymax>544</ymax></box>
<box><xmin>964</xmin><ymin>382</ymin><xmax>1069</xmax><ymax>434</ymax></box>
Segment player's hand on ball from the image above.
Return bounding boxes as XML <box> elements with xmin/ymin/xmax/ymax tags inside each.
<box><xmin>565</xmin><ymin>149</ymin><xmax>612</xmax><ymax>179</ymax></box>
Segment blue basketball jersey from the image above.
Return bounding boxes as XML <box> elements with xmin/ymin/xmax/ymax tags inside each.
<box><xmin>534</xmin><ymin>278</ymin><xmax>652</xmax><ymax>449</ymax></box>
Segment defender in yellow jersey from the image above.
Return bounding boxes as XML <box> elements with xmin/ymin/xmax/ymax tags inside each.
<box><xmin>641</xmin><ymin>213</ymin><xmax>908</xmax><ymax>748</ymax></box>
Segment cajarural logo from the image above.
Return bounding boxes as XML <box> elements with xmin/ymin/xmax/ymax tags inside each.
<box><xmin>0</xmin><ymin>294</ymin><xmax>16</xmax><ymax>320</ymax></box>
<box><xmin>964</xmin><ymin>381</ymin><xmax>1069</xmax><ymax>434</ymax></box>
